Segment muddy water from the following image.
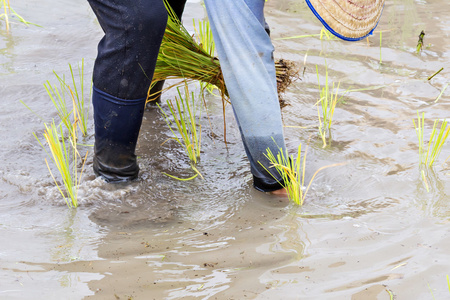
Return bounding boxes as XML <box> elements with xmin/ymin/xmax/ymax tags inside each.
<box><xmin>1</xmin><ymin>0</ymin><xmax>449</xmax><ymax>299</ymax></box>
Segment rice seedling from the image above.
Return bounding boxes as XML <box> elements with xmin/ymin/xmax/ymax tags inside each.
<box><xmin>447</xmin><ymin>275</ymin><xmax>450</xmax><ymax>293</ymax></box>
<box><xmin>193</xmin><ymin>19</ymin><xmax>215</xmax><ymax>57</ymax></box>
<box><xmin>428</xmin><ymin>67</ymin><xmax>443</xmax><ymax>81</ymax></box>
<box><xmin>68</xmin><ymin>59</ymin><xmax>89</xmax><ymax>136</ymax></box>
<box><xmin>45</xmin><ymin>61</ymin><xmax>90</xmax><ymax>137</ymax></box>
<box><xmin>192</xmin><ymin>19</ymin><xmax>219</xmax><ymax>96</ymax></box>
<box><xmin>44</xmin><ymin>77</ymin><xmax>73</xmax><ymax>137</ymax></box>
<box><xmin>434</xmin><ymin>83</ymin><xmax>448</xmax><ymax>103</ymax></box>
<box><xmin>259</xmin><ymin>139</ymin><xmax>343</xmax><ymax>205</ymax></box>
<box><xmin>158</xmin><ymin>82</ymin><xmax>202</xmax><ymax>165</ymax></box>
<box><xmin>28</xmin><ymin>61</ymin><xmax>90</xmax><ymax>208</ymax></box>
<box><xmin>413</xmin><ymin>111</ymin><xmax>450</xmax><ymax>168</ymax></box>
<box><xmin>315</xmin><ymin>64</ymin><xmax>347</xmax><ymax>148</ymax></box>
<box><xmin>319</xmin><ymin>26</ymin><xmax>338</xmax><ymax>41</ymax></box>
<box><xmin>275</xmin><ymin>33</ymin><xmax>321</xmax><ymax>41</ymax></box>
<box><xmin>34</xmin><ymin>121</ymin><xmax>87</xmax><ymax>208</ymax></box>
<box><xmin>275</xmin><ymin>26</ymin><xmax>336</xmax><ymax>41</ymax></box>
<box><xmin>416</xmin><ymin>30</ymin><xmax>425</xmax><ymax>54</ymax></box>
<box><xmin>34</xmin><ymin>88</ymin><xmax>88</xmax><ymax>208</ymax></box>
<box><xmin>385</xmin><ymin>288</ymin><xmax>394</xmax><ymax>300</ymax></box>
<box><xmin>0</xmin><ymin>0</ymin><xmax>38</xmax><ymax>32</ymax></box>
<box><xmin>147</xmin><ymin>0</ymin><xmax>297</xmax><ymax>104</ymax></box>
<box><xmin>427</xmin><ymin>275</ymin><xmax>450</xmax><ymax>300</ymax></box>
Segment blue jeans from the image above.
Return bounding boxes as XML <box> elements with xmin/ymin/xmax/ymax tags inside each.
<box><xmin>205</xmin><ymin>0</ymin><xmax>287</xmax><ymax>191</ymax></box>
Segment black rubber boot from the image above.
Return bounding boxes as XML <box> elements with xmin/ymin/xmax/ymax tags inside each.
<box><xmin>92</xmin><ymin>86</ymin><xmax>146</xmax><ymax>182</ymax></box>
<box><xmin>264</xmin><ymin>20</ymin><xmax>270</xmax><ymax>36</ymax></box>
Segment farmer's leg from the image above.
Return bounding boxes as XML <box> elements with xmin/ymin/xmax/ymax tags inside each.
<box><xmin>204</xmin><ymin>0</ymin><xmax>287</xmax><ymax>192</ymax></box>
<box><xmin>88</xmin><ymin>0</ymin><xmax>168</xmax><ymax>182</ymax></box>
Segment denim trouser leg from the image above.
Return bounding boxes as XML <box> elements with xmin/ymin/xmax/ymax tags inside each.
<box><xmin>204</xmin><ymin>0</ymin><xmax>287</xmax><ymax>192</ymax></box>
<box><xmin>88</xmin><ymin>0</ymin><xmax>187</xmax><ymax>100</ymax></box>
<box><xmin>88</xmin><ymin>0</ymin><xmax>187</xmax><ymax>181</ymax></box>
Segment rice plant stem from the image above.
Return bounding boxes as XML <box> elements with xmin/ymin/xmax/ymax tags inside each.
<box><xmin>42</xmin><ymin>122</ymin><xmax>77</xmax><ymax>207</ymax></box>
<box><xmin>413</xmin><ymin>111</ymin><xmax>450</xmax><ymax>167</ymax></box>
<box><xmin>426</xmin><ymin>119</ymin><xmax>450</xmax><ymax>167</ymax></box>
<box><xmin>69</xmin><ymin>59</ymin><xmax>88</xmax><ymax>136</ymax></box>
<box><xmin>427</xmin><ymin>67</ymin><xmax>443</xmax><ymax>81</ymax></box>
<box><xmin>447</xmin><ymin>275</ymin><xmax>450</xmax><ymax>293</ymax></box>
<box><xmin>413</xmin><ymin>111</ymin><xmax>425</xmax><ymax>165</ymax></box>
<box><xmin>434</xmin><ymin>83</ymin><xmax>448</xmax><ymax>103</ymax></box>
<box><xmin>315</xmin><ymin>64</ymin><xmax>346</xmax><ymax>148</ymax></box>
<box><xmin>163</xmin><ymin>172</ymin><xmax>198</xmax><ymax>181</ymax></box>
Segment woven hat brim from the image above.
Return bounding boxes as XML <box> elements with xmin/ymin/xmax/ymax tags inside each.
<box><xmin>305</xmin><ymin>0</ymin><xmax>385</xmax><ymax>41</ymax></box>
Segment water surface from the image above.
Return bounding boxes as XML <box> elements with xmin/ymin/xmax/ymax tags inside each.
<box><xmin>1</xmin><ymin>0</ymin><xmax>449</xmax><ymax>299</ymax></box>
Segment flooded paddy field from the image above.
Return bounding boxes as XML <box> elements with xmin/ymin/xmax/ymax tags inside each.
<box><xmin>1</xmin><ymin>0</ymin><xmax>449</xmax><ymax>299</ymax></box>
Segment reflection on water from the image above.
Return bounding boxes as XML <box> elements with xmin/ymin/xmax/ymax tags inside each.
<box><xmin>1</xmin><ymin>0</ymin><xmax>450</xmax><ymax>299</ymax></box>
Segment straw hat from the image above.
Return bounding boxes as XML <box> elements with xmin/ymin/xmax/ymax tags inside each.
<box><xmin>305</xmin><ymin>0</ymin><xmax>385</xmax><ymax>41</ymax></box>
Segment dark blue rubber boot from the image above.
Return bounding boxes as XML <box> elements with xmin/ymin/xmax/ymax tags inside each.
<box><xmin>92</xmin><ymin>86</ymin><xmax>146</xmax><ymax>182</ymax></box>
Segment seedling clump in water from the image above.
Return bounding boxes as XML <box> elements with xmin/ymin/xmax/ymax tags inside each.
<box><xmin>315</xmin><ymin>64</ymin><xmax>346</xmax><ymax>148</ymax></box>
<box><xmin>158</xmin><ymin>82</ymin><xmax>203</xmax><ymax>180</ymax></box>
<box><xmin>413</xmin><ymin>111</ymin><xmax>450</xmax><ymax>168</ymax></box>
<box><xmin>413</xmin><ymin>111</ymin><xmax>450</xmax><ymax>192</ymax></box>
<box><xmin>259</xmin><ymin>140</ymin><xmax>342</xmax><ymax>205</ymax></box>
<box><xmin>31</xmin><ymin>62</ymin><xmax>90</xmax><ymax>208</ymax></box>
<box><xmin>34</xmin><ymin>121</ymin><xmax>87</xmax><ymax>208</ymax></box>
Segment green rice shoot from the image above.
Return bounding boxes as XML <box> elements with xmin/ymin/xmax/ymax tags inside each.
<box><xmin>45</xmin><ymin>62</ymin><xmax>90</xmax><ymax>138</ymax></box>
<box><xmin>193</xmin><ymin>19</ymin><xmax>215</xmax><ymax>57</ymax></box>
<box><xmin>158</xmin><ymin>82</ymin><xmax>202</xmax><ymax>165</ymax></box>
<box><xmin>275</xmin><ymin>26</ymin><xmax>338</xmax><ymax>41</ymax></box>
<box><xmin>193</xmin><ymin>19</ymin><xmax>220</xmax><ymax>96</ymax></box>
<box><xmin>447</xmin><ymin>275</ymin><xmax>450</xmax><ymax>293</ymax></box>
<box><xmin>427</xmin><ymin>275</ymin><xmax>450</xmax><ymax>299</ymax></box>
<box><xmin>31</xmin><ymin>62</ymin><xmax>90</xmax><ymax>208</ymax></box>
<box><xmin>428</xmin><ymin>281</ymin><xmax>435</xmax><ymax>300</ymax></box>
<box><xmin>413</xmin><ymin>111</ymin><xmax>450</xmax><ymax>168</ymax></box>
<box><xmin>385</xmin><ymin>288</ymin><xmax>394</xmax><ymax>300</ymax></box>
<box><xmin>44</xmin><ymin>78</ymin><xmax>74</xmax><ymax>137</ymax></box>
<box><xmin>428</xmin><ymin>67</ymin><xmax>443</xmax><ymax>81</ymax></box>
<box><xmin>416</xmin><ymin>30</ymin><xmax>425</xmax><ymax>54</ymax></box>
<box><xmin>0</xmin><ymin>0</ymin><xmax>39</xmax><ymax>31</ymax></box>
<box><xmin>320</xmin><ymin>26</ymin><xmax>338</xmax><ymax>41</ymax></box>
<box><xmin>260</xmin><ymin>140</ymin><xmax>342</xmax><ymax>205</ymax></box>
<box><xmin>34</xmin><ymin>120</ymin><xmax>87</xmax><ymax>208</ymax></box>
<box><xmin>315</xmin><ymin>64</ymin><xmax>346</xmax><ymax>148</ymax></box>
<box><xmin>68</xmin><ymin>59</ymin><xmax>90</xmax><ymax>136</ymax></box>
<box><xmin>434</xmin><ymin>83</ymin><xmax>448</xmax><ymax>103</ymax></box>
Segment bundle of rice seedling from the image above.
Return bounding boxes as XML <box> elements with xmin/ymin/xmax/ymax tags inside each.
<box><xmin>147</xmin><ymin>0</ymin><xmax>297</xmax><ymax>104</ymax></box>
